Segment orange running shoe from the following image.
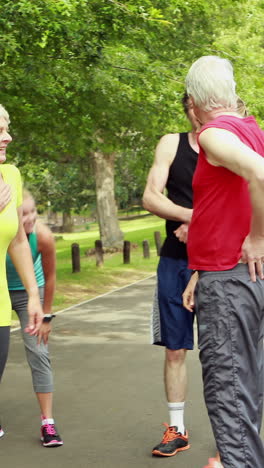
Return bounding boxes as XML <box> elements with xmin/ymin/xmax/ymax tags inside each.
<box><xmin>152</xmin><ymin>423</ymin><xmax>190</xmax><ymax>457</ymax></box>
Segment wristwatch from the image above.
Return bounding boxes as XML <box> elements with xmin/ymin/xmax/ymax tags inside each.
<box><xmin>43</xmin><ymin>314</ymin><xmax>56</xmax><ymax>323</ymax></box>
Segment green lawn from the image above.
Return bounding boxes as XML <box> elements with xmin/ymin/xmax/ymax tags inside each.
<box><xmin>53</xmin><ymin>215</ymin><xmax>165</xmax><ymax>311</ymax></box>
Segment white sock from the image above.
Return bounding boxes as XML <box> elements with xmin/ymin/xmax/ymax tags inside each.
<box><xmin>41</xmin><ymin>418</ymin><xmax>54</xmax><ymax>426</ymax></box>
<box><xmin>168</xmin><ymin>402</ymin><xmax>185</xmax><ymax>434</ymax></box>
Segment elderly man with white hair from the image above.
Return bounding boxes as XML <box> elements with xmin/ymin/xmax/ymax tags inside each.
<box><xmin>183</xmin><ymin>56</ymin><xmax>264</xmax><ymax>468</ymax></box>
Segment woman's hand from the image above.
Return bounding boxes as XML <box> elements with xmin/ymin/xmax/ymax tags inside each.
<box><xmin>182</xmin><ymin>271</ymin><xmax>198</xmax><ymax>312</ymax></box>
<box><xmin>38</xmin><ymin>322</ymin><xmax>52</xmax><ymax>345</ymax></box>
<box><xmin>24</xmin><ymin>294</ymin><xmax>44</xmax><ymax>341</ymax></box>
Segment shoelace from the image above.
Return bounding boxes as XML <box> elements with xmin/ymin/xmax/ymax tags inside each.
<box><xmin>161</xmin><ymin>423</ymin><xmax>181</xmax><ymax>443</ymax></box>
<box><xmin>43</xmin><ymin>424</ymin><xmax>56</xmax><ymax>436</ymax></box>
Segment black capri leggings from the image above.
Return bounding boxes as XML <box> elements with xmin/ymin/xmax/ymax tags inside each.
<box><xmin>0</xmin><ymin>326</ymin><xmax>10</xmax><ymax>382</ymax></box>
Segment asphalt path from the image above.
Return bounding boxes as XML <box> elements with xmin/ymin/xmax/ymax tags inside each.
<box><xmin>1</xmin><ymin>276</ymin><xmax>263</xmax><ymax>467</ymax></box>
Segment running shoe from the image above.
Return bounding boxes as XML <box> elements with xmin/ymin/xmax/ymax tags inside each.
<box><xmin>0</xmin><ymin>425</ymin><xmax>4</xmax><ymax>438</ymax></box>
<box><xmin>152</xmin><ymin>423</ymin><xmax>190</xmax><ymax>457</ymax></box>
<box><xmin>41</xmin><ymin>423</ymin><xmax>63</xmax><ymax>447</ymax></box>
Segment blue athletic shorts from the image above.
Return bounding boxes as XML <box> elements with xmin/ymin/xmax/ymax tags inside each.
<box><xmin>152</xmin><ymin>256</ymin><xmax>194</xmax><ymax>350</ymax></box>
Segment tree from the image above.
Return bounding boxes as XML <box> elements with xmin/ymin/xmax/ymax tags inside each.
<box><xmin>15</xmin><ymin>158</ymin><xmax>95</xmax><ymax>231</ymax></box>
<box><xmin>1</xmin><ymin>0</ymin><xmax>264</xmax><ymax>244</ymax></box>
<box><xmin>93</xmin><ymin>151</ymin><xmax>123</xmax><ymax>245</ymax></box>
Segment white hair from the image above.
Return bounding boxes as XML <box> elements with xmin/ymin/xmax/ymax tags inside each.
<box><xmin>0</xmin><ymin>104</ymin><xmax>10</xmax><ymax>124</ymax></box>
<box><xmin>186</xmin><ymin>56</ymin><xmax>237</xmax><ymax>111</ymax></box>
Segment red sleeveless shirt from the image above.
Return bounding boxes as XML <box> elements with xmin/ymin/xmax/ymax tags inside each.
<box><xmin>188</xmin><ymin>115</ymin><xmax>264</xmax><ymax>271</ymax></box>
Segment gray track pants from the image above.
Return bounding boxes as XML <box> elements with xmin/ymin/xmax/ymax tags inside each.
<box><xmin>10</xmin><ymin>288</ymin><xmax>53</xmax><ymax>393</ymax></box>
<box><xmin>196</xmin><ymin>264</ymin><xmax>264</xmax><ymax>468</ymax></box>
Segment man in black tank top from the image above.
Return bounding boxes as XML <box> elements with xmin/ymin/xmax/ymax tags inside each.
<box><xmin>142</xmin><ymin>92</ymin><xmax>199</xmax><ymax>457</ymax></box>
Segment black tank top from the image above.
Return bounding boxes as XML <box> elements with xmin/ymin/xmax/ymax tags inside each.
<box><xmin>160</xmin><ymin>132</ymin><xmax>198</xmax><ymax>259</ymax></box>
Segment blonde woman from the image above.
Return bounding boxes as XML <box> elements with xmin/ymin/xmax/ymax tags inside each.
<box><xmin>0</xmin><ymin>105</ymin><xmax>43</xmax><ymax>438</ymax></box>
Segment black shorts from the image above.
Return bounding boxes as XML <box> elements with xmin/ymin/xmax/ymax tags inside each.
<box><xmin>151</xmin><ymin>256</ymin><xmax>194</xmax><ymax>350</ymax></box>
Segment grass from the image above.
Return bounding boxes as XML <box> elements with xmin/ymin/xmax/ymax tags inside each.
<box><xmin>53</xmin><ymin>215</ymin><xmax>165</xmax><ymax>312</ymax></box>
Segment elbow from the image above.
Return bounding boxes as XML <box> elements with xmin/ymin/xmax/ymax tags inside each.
<box><xmin>142</xmin><ymin>192</ymin><xmax>152</xmax><ymax>212</ymax></box>
<box><xmin>142</xmin><ymin>196</ymin><xmax>147</xmax><ymax>211</ymax></box>
<box><xmin>256</xmin><ymin>173</ymin><xmax>264</xmax><ymax>184</ymax></box>
<box><xmin>248</xmin><ymin>172</ymin><xmax>264</xmax><ymax>188</ymax></box>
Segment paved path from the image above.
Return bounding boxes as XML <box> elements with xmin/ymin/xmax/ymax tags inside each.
<box><xmin>1</xmin><ymin>276</ymin><xmax>263</xmax><ymax>467</ymax></box>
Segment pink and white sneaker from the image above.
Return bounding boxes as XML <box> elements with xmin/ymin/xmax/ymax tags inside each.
<box><xmin>0</xmin><ymin>425</ymin><xmax>4</xmax><ymax>438</ymax></box>
<box><xmin>41</xmin><ymin>422</ymin><xmax>63</xmax><ymax>447</ymax></box>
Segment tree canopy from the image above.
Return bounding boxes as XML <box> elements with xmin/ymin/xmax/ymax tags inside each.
<box><xmin>0</xmin><ymin>0</ymin><xmax>263</xmax><ymax>225</ymax></box>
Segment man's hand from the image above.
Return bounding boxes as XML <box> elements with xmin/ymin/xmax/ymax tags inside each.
<box><xmin>182</xmin><ymin>271</ymin><xmax>198</xmax><ymax>312</ymax></box>
<box><xmin>0</xmin><ymin>181</ymin><xmax>11</xmax><ymax>212</ymax></box>
<box><xmin>241</xmin><ymin>235</ymin><xmax>264</xmax><ymax>282</ymax></box>
<box><xmin>174</xmin><ymin>223</ymin><xmax>189</xmax><ymax>243</ymax></box>
<box><xmin>24</xmin><ymin>295</ymin><xmax>44</xmax><ymax>341</ymax></box>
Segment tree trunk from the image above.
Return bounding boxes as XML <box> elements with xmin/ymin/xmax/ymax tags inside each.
<box><xmin>62</xmin><ymin>211</ymin><xmax>73</xmax><ymax>232</ymax></box>
<box><xmin>93</xmin><ymin>151</ymin><xmax>123</xmax><ymax>247</ymax></box>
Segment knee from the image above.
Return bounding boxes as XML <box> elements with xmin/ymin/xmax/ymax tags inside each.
<box><xmin>24</xmin><ymin>339</ymin><xmax>49</xmax><ymax>364</ymax></box>
<box><xmin>166</xmin><ymin>348</ymin><xmax>186</xmax><ymax>364</ymax></box>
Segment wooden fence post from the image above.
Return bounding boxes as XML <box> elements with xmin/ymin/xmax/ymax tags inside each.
<box><xmin>123</xmin><ymin>240</ymin><xmax>131</xmax><ymax>264</ymax></box>
<box><xmin>95</xmin><ymin>239</ymin><xmax>104</xmax><ymax>267</ymax></box>
<box><xmin>142</xmin><ymin>240</ymin><xmax>150</xmax><ymax>258</ymax></box>
<box><xmin>71</xmin><ymin>243</ymin><xmax>80</xmax><ymax>273</ymax></box>
<box><xmin>154</xmin><ymin>231</ymin><xmax>161</xmax><ymax>256</ymax></box>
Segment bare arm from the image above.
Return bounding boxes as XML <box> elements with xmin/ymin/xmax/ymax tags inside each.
<box><xmin>182</xmin><ymin>271</ymin><xmax>198</xmax><ymax>312</ymax></box>
<box><xmin>200</xmin><ymin>127</ymin><xmax>264</xmax><ymax>280</ymax></box>
<box><xmin>8</xmin><ymin>207</ymin><xmax>44</xmax><ymax>334</ymax></box>
<box><xmin>142</xmin><ymin>133</ymin><xmax>193</xmax><ymax>223</ymax></box>
<box><xmin>36</xmin><ymin>221</ymin><xmax>56</xmax><ymax>344</ymax></box>
<box><xmin>37</xmin><ymin>221</ymin><xmax>56</xmax><ymax>315</ymax></box>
